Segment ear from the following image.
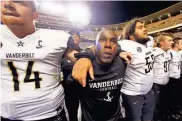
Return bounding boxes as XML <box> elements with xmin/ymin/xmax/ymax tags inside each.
<box><xmin>33</xmin><ymin>12</ymin><xmax>38</xmax><ymax>20</ymax></box>
<box><xmin>160</xmin><ymin>40</ymin><xmax>164</xmax><ymax>46</ymax></box>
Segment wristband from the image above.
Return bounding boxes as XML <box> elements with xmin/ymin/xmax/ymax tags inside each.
<box><xmin>74</xmin><ymin>49</ymin><xmax>94</xmax><ymax>60</ymax></box>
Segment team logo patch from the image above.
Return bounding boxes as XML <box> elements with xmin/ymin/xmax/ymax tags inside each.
<box><xmin>104</xmin><ymin>92</ymin><xmax>113</xmax><ymax>102</ymax></box>
<box><xmin>137</xmin><ymin>47</ymin><xmax>142</xmax><ymax>53</ymax></box>
<box><xmin>36</xmin><ymin>40</ymin><xmax>45</xmax><ymax>49</ymax></box>
<box><xmin>17</xmin><ymin>41</ymin><xmax>24</xmax><ymax>47</ymax></box>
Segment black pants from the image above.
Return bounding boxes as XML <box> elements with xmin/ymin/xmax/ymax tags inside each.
<box><xmin>152</xmin><ymin>83</ymin><xmax>167</xmax><ymax>120</ymax></box>
<box><xmin>180</xmin><ymin>74</ymin><xmax>182</xmax><ymax>110</ymax></box>
<box><xmin>64</xmin><ymin>94</ymin><xmax>79</xmax><ymax>121</ymax></box>
<box><xmin>1</xmin><ymin>108</ymin><xmax>67</xmax><ymax>121</ymax></box>
<box><xmin>62</xmin><ymin>80</ymin><xmax>79</xmax><ymax>121</ymax></box>
<box><xmin>166</xmin><ymin>77</ymin><xmax>181</xmax><ymax>114</ymax></box>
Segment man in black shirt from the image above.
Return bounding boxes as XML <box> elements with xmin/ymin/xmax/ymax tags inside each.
<box><xmin>67</xmin><ymin>29</ymin><xmax>126</xmax><ymax>121</ymax></box>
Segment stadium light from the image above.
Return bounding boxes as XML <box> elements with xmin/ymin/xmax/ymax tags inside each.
<box><xmin>41</xmin><ymin>2</ymin><xmax>66</xmax><ymax>16</ymax></box>
<box><xmin>67</xmin><ymin>3</ymin><xmax>91</xmax><ymax>26</ymax></box>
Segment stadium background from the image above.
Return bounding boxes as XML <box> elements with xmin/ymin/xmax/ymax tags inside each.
<box><xmin>35</xmin><ymin>1</ymin><xmax>182</xmax><ymax>49</ymax></box>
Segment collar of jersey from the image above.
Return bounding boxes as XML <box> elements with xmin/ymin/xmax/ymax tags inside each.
<box><xmin>2</xmin><ymin>25</ymin><xmax>40</xmax><ymax>44</ymax></box>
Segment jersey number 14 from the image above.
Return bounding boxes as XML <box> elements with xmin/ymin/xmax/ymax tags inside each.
<box><xmin>7</xmin><ymin>61</ymin><xmax>42</xmax><ymax>91</ymax></box>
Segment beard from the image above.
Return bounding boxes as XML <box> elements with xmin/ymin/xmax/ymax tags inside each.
<box><xmin>135</xmin><ymin>36</ymin><xmax>150</xmax><ymax>45</ymax></box>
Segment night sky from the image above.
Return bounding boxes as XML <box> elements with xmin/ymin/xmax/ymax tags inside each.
<box><xmin>87</xmin><ymin>1</ymin><xmax>179</xmax><ymax>25</ymax></box>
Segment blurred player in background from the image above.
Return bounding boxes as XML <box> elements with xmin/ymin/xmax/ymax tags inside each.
<box><xmin>152</xmin><ymin>33</ymin><xmax>173</xmax><ymax>120</ymax></box>
<box><xmin>167</xmin><ymin>37</ymin><xmax>182</xmax><ymax>120</ymax></box>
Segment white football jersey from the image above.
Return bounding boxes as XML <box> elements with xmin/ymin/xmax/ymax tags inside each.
<box><xmin>179</xmin><ymin>50</ymin><xmax>182</xmax><ymax>74</ymax></box>
<box><xmin>153</xmin><ymin>47</ymin><xmax>171</xmax><ymax>85</ymax></box>
<box><xmin>118</xmin><ymin>40</ymin><xmax>154</xmax><ymax>95</ymax></box>
<box><xmin>168</xmin><ymin>49</ymin><xmax>181</xmax><ymax>79</ymax></box>
<box><xmin>0</xmin><ymin>25</ymin><xmax>70</xmax><ymax>120</ymax></box>
<box><xmin>146</xmin><ymin>36</ymin><xmax>154</xmax><ymax>49</ymax></box>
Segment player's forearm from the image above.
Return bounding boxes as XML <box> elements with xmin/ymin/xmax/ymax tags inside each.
<box><xmin>87</xmin><ymin>45</ymin><xmax>95</xmax><ymax>55</ymax></box>
<box><xmin>74</xmin><ymin>47</ymin><xmax>95</xmax><ymax>61</ymax></box>
<box><xmin>65</xmin><ymin>48</ymin><xmax>79</xmax><ymax>62</ymax></box>
<box><xmin>65</xmin><ymin>47</ymin><xmax>95</xmax><ymax>63</ymax></box>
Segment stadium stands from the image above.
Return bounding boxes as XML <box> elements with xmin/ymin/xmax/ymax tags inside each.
<box><xmin>36</xmin><ymin>2</ymin><xmax>182</xmax><ymax>41</ymax></box>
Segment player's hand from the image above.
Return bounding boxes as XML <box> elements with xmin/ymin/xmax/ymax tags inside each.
<box><xmin>72</xmin><ymin>58</ymin><xmax>94</xmax><ymax>87</ymax></box>
<box><xmin>119</xmin><ymin>52</ymin><xmax>132</xmax><ymax>64</ymax></box>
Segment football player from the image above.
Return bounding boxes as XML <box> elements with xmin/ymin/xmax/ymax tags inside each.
<box><xmin>167</xmin><ymin>37</ymin><xmax>182</xmax><ymax>119</ymax></box>
<box><xmin>0</xmin><ymin>1</ymin><xmax>91</xmax><ymax>120</ymax></box>
<box><xmin>118</xmin><ymin>19</ymin><xmax>155</xmax><ymax>121</ymax></box>
<box><xmin>152</xmin><ymin>33</ymin><xmax>173</xmax><ymax>120</ymax></box>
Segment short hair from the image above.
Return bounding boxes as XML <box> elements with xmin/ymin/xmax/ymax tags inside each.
<box><xmin>69</xmin><ymin>31</ymin><xmax>80</xmax><ymax>38</ymax></box>
<box><xmin>122</xmin><ymin>19</ymin><xmax>144</xmax><ymax>40</ymax></box>
<box><xmin>172</xmin><ymin>37</ymin><xmax>182</xmax><ymax>48</ymax></box>
<box><xmin>95</xmin><ymin>29</ymin><xmax>117</xmax><ymax>46</ymax></box>
<box><xmin>95</xmin><ymin>29</ymin><xmax>116</xmax><ymax>40</ymax></box>
<box><xmin>156</xmin><ymin>32</ymin><xmax>173</xmax><ymax>43</ymax></box>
